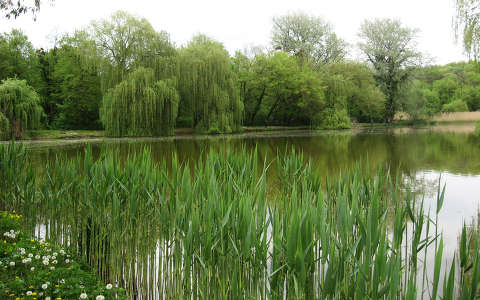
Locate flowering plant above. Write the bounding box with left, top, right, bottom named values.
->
left=0, top=211, right=128, bottom=300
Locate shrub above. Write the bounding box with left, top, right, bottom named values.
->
left=317, top=108, right=352, bottom=129
left=0, top=211, right=128, bottom=300
left=441, top=99, right=469, bottom=113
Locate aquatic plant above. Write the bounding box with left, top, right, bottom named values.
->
left=0, top=143, right=478, bottom=299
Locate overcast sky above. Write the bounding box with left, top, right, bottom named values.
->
left=1, top=0, right=467, bottom=65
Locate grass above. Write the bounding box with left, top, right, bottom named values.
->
left=25, top=130, right=105, bottom=140
left=0, top=142, right=479, bottom=299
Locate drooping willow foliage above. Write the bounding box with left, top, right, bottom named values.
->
left=179, top=35, right=243, bottom=133
left=0, top=78, right=43, bottom=140
left=101, top=67, right=179, bottom=137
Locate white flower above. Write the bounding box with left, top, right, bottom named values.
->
left=96, top=296, right=105, bottom=300
left=45, top=297, right=51, bottom=300
left=53, top=252, right=58, bottom=256
left=9, top=261, right=15, bottom=266
left=0, top=261, right=2, bottom=265
left=30, top=267, right=35, bottom=271
left=79, top=293, right=88, bottom=299
left=43, top=260, right=49, bottom=266
left=39, top=292, right=43, bottom=296
left=65, top=259, right=70, bottom=264
left=106, top=283, right=113, bottom=290
left=53, top=260, right=58, bottom=264
left=60, top=279, right=65, bottom=284
left=42, top=283, right=48, bottom=290
left=60, top=250, right=65, bottom=255
left=50, top=266, right=55, bottom=270
left=52, top=256, right=56, bottom=261
left=28, top=253, right=33, bottom=258
left=26, top=291, right=32, bottom=296
left=35, top=255, right=40, bottom=259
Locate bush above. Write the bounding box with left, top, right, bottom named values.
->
left=316, top=108, right=352, bottom=129
left=0, top=211, right=128, bottom=300
left=441, top=99, right=469, bottom=113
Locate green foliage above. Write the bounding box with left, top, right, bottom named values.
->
left=316, top=108, right=352, bottom=129
left=359, top=19, right=423, bottom=122
left=415, top=62, right=480, bottom=115
left=320, top=61, right=385, bottom=122
left=234, top=50, right=325, bottom=126
left=454, top=0, right=480, bottom=59
left=399, top=80, right=428, bottom=120
left=179, top=35, right=243, bottom=133
left=0, top=113, right=10, bottom=140
left=475, top=121, right=480, bottom=137
left=91, top=10, right=177, bottom=91
left=51, top=32, right=103, bottom=130
left=0, top=78, right=43, bottom=139
left=271, top=12, right=347, bottom=65
left=0, top=211, right=128, bottom=300
left=441, top=99, right=469, bottom=113
left=0, top=29, right=43, bottom=91
left=101, top=67, right=179, bottom=137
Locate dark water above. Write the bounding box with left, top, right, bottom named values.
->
left=15, top=124, right=480, bottom=271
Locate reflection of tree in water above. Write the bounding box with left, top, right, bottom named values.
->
left=401, top=172, right=440, bottom=200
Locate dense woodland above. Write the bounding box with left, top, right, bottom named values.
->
left=1, top=11, right=479, bottom=139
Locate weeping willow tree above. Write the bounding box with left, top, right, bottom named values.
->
left=90, top=10, right=178, bottom=92
left=179, top=35, right=243, bottom=133
left=0, top=78, right=43, bottom=140
left=101, top=67, right=179, bottom=137
left=454, top=0, right=480, bottom=60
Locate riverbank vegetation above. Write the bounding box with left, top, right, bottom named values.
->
left=2, top=10, right=480, bottom=140
left=1, top=142, right=480, bottom=298
left=0, top=211, right=128, bottom=300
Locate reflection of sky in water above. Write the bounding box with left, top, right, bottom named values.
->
left=413, top=170, right=480, bottom=297
left=420, top=171, right=480, bottom=258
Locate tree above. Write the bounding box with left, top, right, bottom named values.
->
left=398, top=80, right=427, bottom=121
left=321, top=62, right=386, bottom=123
left=454, top=0, right=480, bottom=59
left=91, top=11, right=176, bottom=90
left=234, top=51, right=325, bottom=126
left=441, top=99, right=469, bottom=113
left=52, top=32, right=103, bottom=129
left=100, top=67, right=179, bottom=137
left=0, top=78, right=43, bottom=139
left=358, top=19, right=423, bottom=122
left=0, top=29, right=42, bottom=90
left=178, top=35, right=243, bottom=133
left=271, top=12, right=347, bottom=66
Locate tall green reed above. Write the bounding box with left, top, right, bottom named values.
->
left=0, top=143, right=478, bottom=299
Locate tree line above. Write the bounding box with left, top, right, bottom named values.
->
left=0, top=10, right=478, bottom=139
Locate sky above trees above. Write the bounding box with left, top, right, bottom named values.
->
left=2, top=0, right=466, bottom=65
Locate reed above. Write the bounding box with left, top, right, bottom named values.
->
left=0, top=143, right=478, bottom=299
